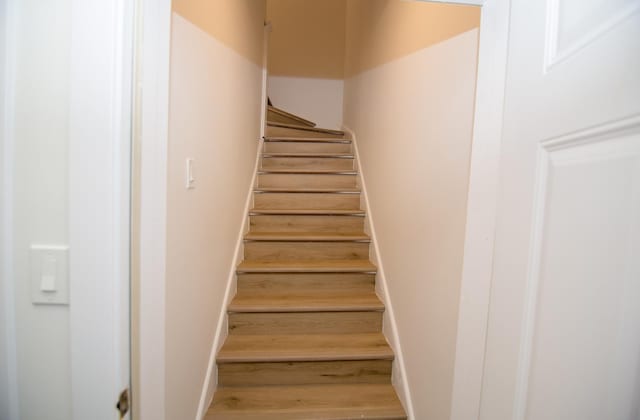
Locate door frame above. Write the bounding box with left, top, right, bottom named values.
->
left=449, top=1, right=511, bottom=419
left=0, top=0, right=20, bottom=418
left=133, top=0, right=172, bottom=420
left=67, top=0, right=134, bottom=418
left=134, top=2, right=510, bottom=420
left=0, top=0, right=135, bottom=418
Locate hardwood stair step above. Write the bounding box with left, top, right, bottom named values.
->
left=254, top=192, right=360, bottom=210
left=228, top=311, right=382, bottom=335
left=267, top=121, right=345, bottom=136
left=217, top=359, right=391, bottom=386
left=249, top=208, right=365, bottom=216
left=254, top=187, right=360, bottom=193
left=244, top=232, right=368, bottom=242
left=206, top=384, right=407, bottom=420
left=262, top=152, right=354, bottom=158
left=237, top=260, right=377, bottom=273
left=264, top=136, right=351, bottom=144
left=228, top=291, right=383, bottom=313
left=266, top=126, right=346, bottom=139
left=217, top=333, right=393, bottom=363
left=257, top=173, right=357, bottom=190
left=261, top=156, right=354, bottom=171
left=258, top=168, right=357, bottom=174
left=244, top=241, right=369, bottom=261
left=264, top=140, right=351, bottom=154
left=267, top=105, right=316, bottom=127
left=249, top=214, right=364, bottom=234
left=237, top=272, right=375, bottom=293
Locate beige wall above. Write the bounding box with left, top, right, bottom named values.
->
left=345, top=0, right=479, bottom=77
left=266, top=0, right=347, bottom=129
left=343, top=2, right=480, bottom=418
left=166, top=3, right=265, bottom=419
left=267, top=0, right=346, bottom=79
left=173, top=0, right=266, bottom=65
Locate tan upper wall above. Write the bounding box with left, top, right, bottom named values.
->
left=267, top=0, right=346, bottom=79
left=172, top=0, right=266, bottom=66
left=345, top=0, right=480, bottom=77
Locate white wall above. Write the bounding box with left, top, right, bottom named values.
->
left=165, top=13, right=263, bottom=420
left=268, top=75, right=344, bottom=129
left=0, top=1, right=12, bottom=418
left=3, top=1, right=74, bottom=419
left=343, top=29, right=479, bottom=420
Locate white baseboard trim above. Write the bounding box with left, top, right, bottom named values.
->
left=195, top=137, right=263, bottom=420
left=343, top=126, right=415, bottom=420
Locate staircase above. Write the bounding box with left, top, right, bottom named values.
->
left=205, top=119, right=407, bottom=419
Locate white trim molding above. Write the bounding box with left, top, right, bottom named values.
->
left=0, top=0, right=20, bottom=418
left=68, top=0, right=134, bottom=418
left=450, top=0, right=511, bottom=419
left=137, top=0, right=172, bottom=419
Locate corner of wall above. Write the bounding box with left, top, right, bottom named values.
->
left=343, top=125, right=416, bottom=420
left=195, top=137, right=263, bottom=420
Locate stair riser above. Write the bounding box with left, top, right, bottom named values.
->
left=249, top=215, right=364, bottom=233
left=267, top=126, right=345, bottom=139
left=254, top=193, right=360, bottom=210
left=229, top=311, right=382, bottom=335
left=257, top=173, right=357, bottom=189
left=261, top=157, right=354, bottom=171
left=237, top=273, right=376, bottom=293
left=264, top=142, right=351, bottom=154
left=218, top=360, right=392, bottom=387
left=244, top=241, right=369, bottom=261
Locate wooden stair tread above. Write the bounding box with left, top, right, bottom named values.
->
left=229, top=291, right=384, bottom=312
left=211, top=100, right=405, bottom=416
left=244, top=232, right=369, bottom=241
left=267, top=105, right=316, bottom=127
left=217, top=333, right=393, bottom=363
left=255, top=187, right=360, bottom=194
left=249, top=209, right=365, bottom=216
left=264, top=137, right=351, bottom=144
left=267, top=121, right=345, bottom=136
left=206, top=383, right=407, bottom=420
left=263, top=152, right=354, bottom=158
left=237, top=260, right=377, bottom=273
left=258, top=168, right=357, bottom=174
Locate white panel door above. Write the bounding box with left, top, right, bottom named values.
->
left=479, top=0, right=640, bottom=419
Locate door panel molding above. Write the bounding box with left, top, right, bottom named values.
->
left=514, top=113, right=640, bottom=418
left=544, top=0, right=640, bottom=72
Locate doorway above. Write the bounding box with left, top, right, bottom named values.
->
left=0, top=0, right=134, bottom=419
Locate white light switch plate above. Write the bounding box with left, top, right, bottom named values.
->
left=30, top=245, right=69, bottom=305
left=185, top=158, right=195, bottom=189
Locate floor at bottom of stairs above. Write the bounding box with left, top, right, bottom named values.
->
left=205, top=383, right=406, bottom=420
